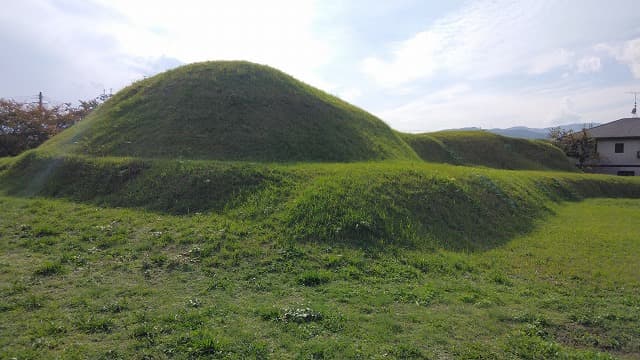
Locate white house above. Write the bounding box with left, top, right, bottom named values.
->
left=587, top=118, right=640, bottom=176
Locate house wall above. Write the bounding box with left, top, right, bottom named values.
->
left=592, top=138, right=640, bottom=176
left=597, top=139, right=640, bottom=164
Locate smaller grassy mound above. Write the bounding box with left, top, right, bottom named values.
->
left=401, top=130, right=576, bottom=171
left=284, top=163, right=640, bottom=250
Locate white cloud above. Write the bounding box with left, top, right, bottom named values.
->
left=576, top=56, right=602, bottom=73
left=358, top=1, right=640, bottom=130
left=0, top=0, right=336, bottom=101
left=622, top=40, right=640, bottom=77
left=93, top=0, right=334, bottom=90
left=527, top=49, right=573, bottom=75
left=360, top=0, right=640, bottom=87
left=598, top=38, right=640, bottom=78
left=0, top=0, right=184, bottom=101
left=360, top=0, right=551, bottom=86
left=362, top=31, right=442, bottom=87
left=423, top=83, right=472, bottom=104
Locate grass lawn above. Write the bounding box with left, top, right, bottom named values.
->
left=1, top=196, right=638, bottom=359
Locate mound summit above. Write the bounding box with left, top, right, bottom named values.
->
left=44, top=61, right=417, bottom=162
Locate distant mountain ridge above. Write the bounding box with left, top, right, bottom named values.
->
left=446, top=123, right=601, bottom=139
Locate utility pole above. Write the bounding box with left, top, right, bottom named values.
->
left=38, top=91, right=45, bottom=123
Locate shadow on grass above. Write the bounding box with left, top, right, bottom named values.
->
left=0, top=152, right=289, bottom=215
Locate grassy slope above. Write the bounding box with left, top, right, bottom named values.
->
left=401, top=130, right=577, bottom=171
left=1, top=196, right=638, bottom=358
left=40, top=61, right=417, bottom=162
left=2, top=153, right=640, bottom=251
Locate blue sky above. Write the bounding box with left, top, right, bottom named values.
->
left=2, top=0, right=640, bottom=131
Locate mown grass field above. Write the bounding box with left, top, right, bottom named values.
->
left=1, top=190, right=639, bottom=358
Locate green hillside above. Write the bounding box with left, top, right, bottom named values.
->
left=2, top=153, right=639, bottom=251
left=41, top=61, right=417, bottom=162
left=401, top=130, right=576, bottom=171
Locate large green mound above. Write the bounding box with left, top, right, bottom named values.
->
left=42, top=61, right=417, bottom=162
left=401, top=130, right=576, bottom=171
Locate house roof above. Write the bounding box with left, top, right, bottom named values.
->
left=587, top=118, right=640, bottom=138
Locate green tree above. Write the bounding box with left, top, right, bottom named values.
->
left=548, top=127, right=597, bottom=169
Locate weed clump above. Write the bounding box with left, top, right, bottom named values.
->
left=297, top=270, right=331, bottom=287
left=33, top=261, right=65, bottom=276
left=282, top=307, right=323, bottom=323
